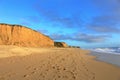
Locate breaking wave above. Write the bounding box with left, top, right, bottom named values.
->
left=90, top=47, right=120, bottom=55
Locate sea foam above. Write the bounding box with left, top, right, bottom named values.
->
left=90, top=47, right=120, bottom=55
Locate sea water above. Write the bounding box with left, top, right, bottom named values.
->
left=89, top=47, right=120, bottom=67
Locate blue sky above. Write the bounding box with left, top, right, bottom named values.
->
left=0, top=0, right=120, bottom=48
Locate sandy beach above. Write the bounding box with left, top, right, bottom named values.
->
left=0, top=46, right=120, bottom=80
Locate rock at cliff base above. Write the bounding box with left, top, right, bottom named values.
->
left=54, top=42, right=68, bottom=48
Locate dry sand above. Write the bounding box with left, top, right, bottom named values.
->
left=0, top=45, right=120, bottom=80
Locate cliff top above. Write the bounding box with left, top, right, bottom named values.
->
left=0, top=23, right=51, bottom=39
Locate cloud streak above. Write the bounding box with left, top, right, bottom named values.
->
left=33, top=2, right=83, bottom=28
left=33, top=0, right=120, bottom=34
left=84, top=0, right=120, bottom=34
left=50, top=33, right=110, bottom=43
left=88, top=25, right=120, bottom=33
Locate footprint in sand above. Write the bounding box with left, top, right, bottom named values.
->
left=33, top=67, right=38, bottom=71
left=26, top=66, right=32, bottom=70
left=31, top=71, right=36, bottom=74
left=69, top=71, right=76, bottom=79
left=40, top=74, right=45, bottom=78
left=23, top=74, right=29, bottom=78
left=58, top=75, right=61, bottom=78
left=92, top=76, right=95, bottom=80
left=63, top=67, right=66, bottom=71
left=91, top=72, right=95, bottom=80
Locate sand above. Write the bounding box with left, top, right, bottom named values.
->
left=0, top=46, right=120, bottom=80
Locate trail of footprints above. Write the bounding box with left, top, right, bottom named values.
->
left=24, top=66, right=77, bottom=80
left=22, top=50, right=95, bottom=80
left=0, top=49, right=95, bottom=80
left=78, top=53, right=96, bottom=80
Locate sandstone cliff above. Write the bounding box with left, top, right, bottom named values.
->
left=0, top=23, right=54, bottom=47
left=54, top=42, right=68, bottom=48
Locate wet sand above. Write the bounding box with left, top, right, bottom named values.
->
left=0, top=45, right=120, bottom=80
left=90, top=51, right=120, bottom=67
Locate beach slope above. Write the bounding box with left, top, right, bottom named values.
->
left=0, top=46, right=120, bottom=80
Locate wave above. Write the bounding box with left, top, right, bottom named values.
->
left=90, top=47, right=120, bottom=55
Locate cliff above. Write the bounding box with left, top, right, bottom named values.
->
left=54, top=42, right=68, bottom=48
left=0, top=23, right=54, bottom=47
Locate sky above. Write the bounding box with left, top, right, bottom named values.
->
left=0, top=0, right=120, bottom=48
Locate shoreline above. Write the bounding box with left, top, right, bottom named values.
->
left=89, top=51, right=120, bottom=67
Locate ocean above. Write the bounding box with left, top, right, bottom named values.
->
left=89, top=47, right=120, bottom=67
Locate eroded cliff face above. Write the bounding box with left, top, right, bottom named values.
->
left=0, top=23, right=54, bottom=47
left=54, top=42, right=68, bottom=48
